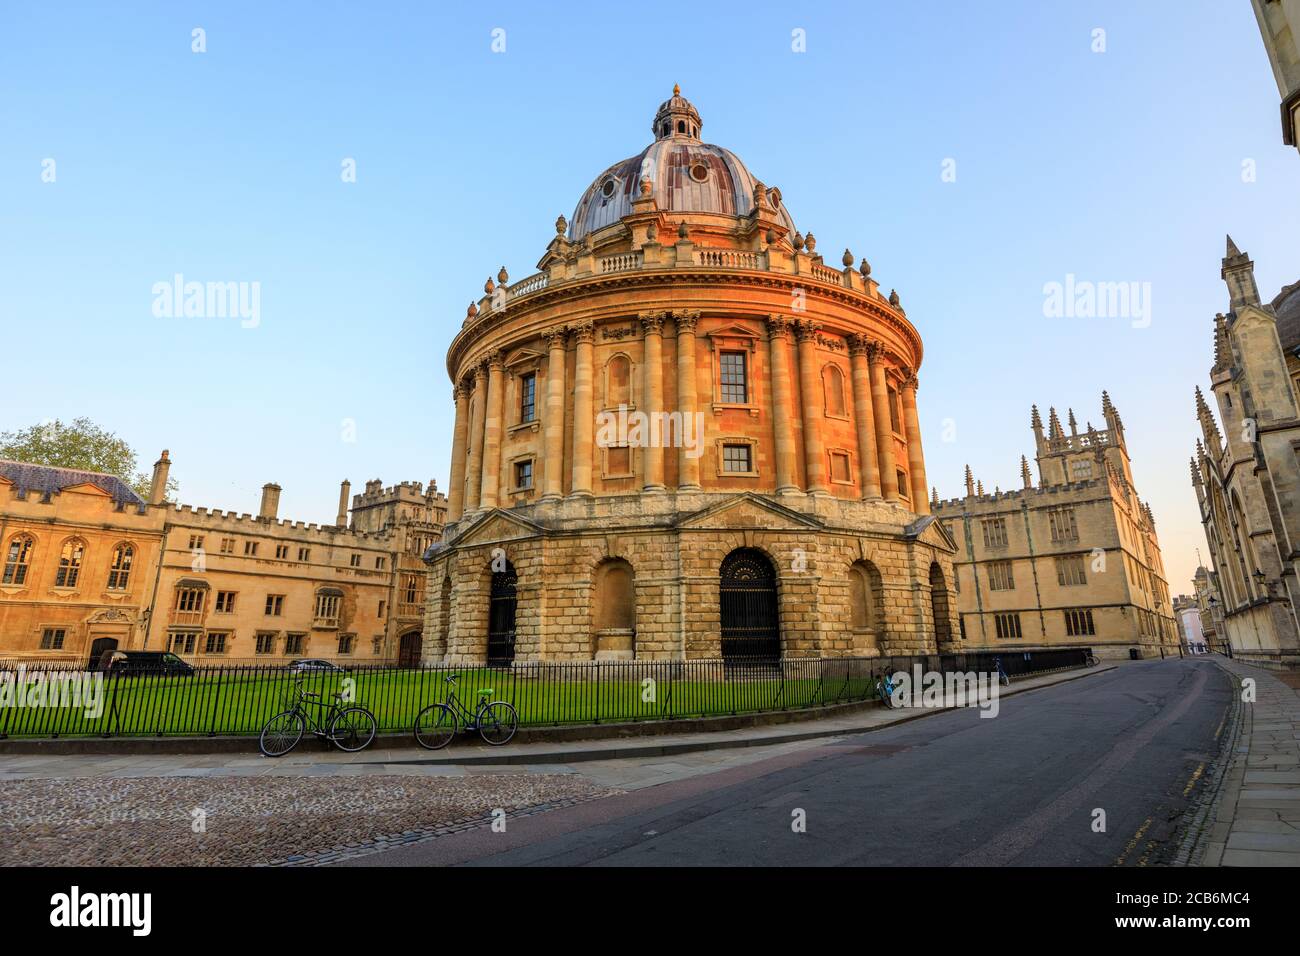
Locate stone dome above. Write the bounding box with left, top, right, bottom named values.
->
left=568, top=88, right=797, bottom=242
left=1272, top=280, right=1300, bottom=353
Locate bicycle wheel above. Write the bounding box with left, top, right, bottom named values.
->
left=259, top=710, right=305, bottom=757
left=329, top=706, right=377, bottom=752
left=478, top=702, right=518, bottom=746
left=414, top=704, right=457, bottom=750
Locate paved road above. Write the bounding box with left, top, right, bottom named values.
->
left=340, top=658, right=1232, bottom=867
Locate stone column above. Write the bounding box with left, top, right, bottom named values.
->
left=541, top=326, right=568, bottom=502
left=675, top=310, right=702, bottom=491
left=847, top=335, right=881, bottom=500
left=901, top=369, right=929, bottom=514
left=446, top=382, right=470, bottom=520
left=765, top=315, right=799, bottom=494
left=570, top=321, right=596, bottom=497
left=867, top=341, right=900, bottom=501
left=639, top=312, right=667, bottom=491
left=463, top=364, right=487, bottom=512
left=794, top=320, right=829, bottom=495
left=478, top=350, right=505, bottom=509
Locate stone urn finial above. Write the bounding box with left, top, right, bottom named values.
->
left=678, top=221, right=689, bottom=240
left=859, top=258, right=872, bottom=277
left=842, top=248, right=854, bottom=268
left=555, top=214, right=567, bottom=235
left=646, top=221, right=658, bottom=242
left=497, top=266, right=509, bottom=285
left=805, top=232, right=817, bottom=253
left=484, top=277, right=495, bottom=294
left=467, top=301, right=479, bottom=319
left=792, top=231, right=805, bottom=252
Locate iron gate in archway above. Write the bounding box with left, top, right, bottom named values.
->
left=719, top=549, right=781, bottom=662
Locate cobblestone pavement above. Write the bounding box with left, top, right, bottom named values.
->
left=0, top=772, right=617, bottom=866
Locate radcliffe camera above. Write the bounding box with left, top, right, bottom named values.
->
left=1, top=1, right=1296, bottom=938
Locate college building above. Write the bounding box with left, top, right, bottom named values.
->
left=933, top=395, right=1179, bottom=659
left=0, top=452, right=445, bottom=666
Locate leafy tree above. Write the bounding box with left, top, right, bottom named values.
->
left=0, top=418, right=177, bottom=502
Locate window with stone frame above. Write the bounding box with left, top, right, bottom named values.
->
left=285, top=633, right=306, bottom=655
left=214, top=590, right=236, bottom=613
left=265, top=594, right=284, bottom=616
left=1048, top=506, right=1079, bottom=543
left=2, top=535, right=34, bottom=585
left=175, top=587, right=205, bottom=614
left=981, top=517, right=1008, bottom=549
left=719, top=351, right=748, bottom=403
left=54, top=539, right=85, bottom=588
left=338, top=633, right=356, bottom=655
left=255, top=632, right=276, bottom=654
left=887, top=385, right=902, bottom=434
left=987, top=560, right=1015, bottom=591
left=722, top=443, right=752, bottom=473
left=519, top=372, right=537, bottom=423
left=1056, top=554, right=1087, bottom=587
left=40, top=627, right=66, bottom=650
left=170, top=631, right=198, bottom=654
left=1064, top=608, right=1096, bottom=636
left=829, top=450, right=852, bottom=484
left=994, top=612, right=1022, bottom=639
left=219, top=538, right=235, bottom=554
left=204, top=632, right=229, bottom=655
left=896, top=470, right=910, bottom=501
left=107, top=543, right=134, bottom=590
left=514, top=458, right=534, bottom=490
left=314, top=592, right=340, bottom=623
left=275, top=544, right=289, bottom=559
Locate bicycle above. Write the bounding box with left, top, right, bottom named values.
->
left=875, top=671, right=900, bottom=708
left=1084, top=652, right=1100, bottom=667
left=991, top=656, right=1011, bottom=687
left=258, top=677, right=378, bottom=757
left=414, top=674, right=519, bottom=749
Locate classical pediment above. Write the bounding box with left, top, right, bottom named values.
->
left=905, top=514, right=957, bottom=553
left=59, top=482, right=114, bottom=498
left=503, top=346, right=546, bottom=369
left=450, top=508, right=548, bottom=548
left=676, top=493, right=822, bottom=532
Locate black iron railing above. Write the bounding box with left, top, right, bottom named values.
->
left=0, top=648, right=1092, bottom=739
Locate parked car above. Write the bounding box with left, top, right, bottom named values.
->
left=97, top=650, right=196, bottom=677
left=286, top=659, right=344, bottom=673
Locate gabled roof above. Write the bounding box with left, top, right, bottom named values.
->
left=0, top=459, right=145, bottom=506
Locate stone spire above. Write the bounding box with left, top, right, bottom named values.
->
left=931, top=486, right=940, bottom=508
left=1047, top=406, right=1063, bottom=440
left=1021, top=455, right=1033, bottom=489
left=1212, top=312, right=1233, bottom=373
left=1222, top=234, right=1261, bottom=311
left=964, top=465, right=975, bottom=497
left=1190, top=456, right=1203, bottom=489
left=1195, top=386, right=1223, bottom=454
left=1030, top=404, right=1045, bottom=453
left=976, top=479, right=985, bottom=496
left=1067, top=408, right=1078, bottom=436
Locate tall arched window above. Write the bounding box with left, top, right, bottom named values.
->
left=823, top=364, right=847, bottom=417
left=107, top=543, right=134, bottom=591
left=55, top=539, right=85, bottom=588
left=2, top=535, right=34, bottom=585
left=605, top=353, right=633, bottom=408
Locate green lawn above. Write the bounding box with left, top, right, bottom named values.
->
left=0, top=661, right=886, bottom=738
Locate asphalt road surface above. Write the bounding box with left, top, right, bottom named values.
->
left=341, top=658, right=1232, bottom=867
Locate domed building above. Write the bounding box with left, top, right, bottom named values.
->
left=423, top=88, right=958, bottom=664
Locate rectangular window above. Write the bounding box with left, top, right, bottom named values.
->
left=40, top=628, right=66, bottom=650
left=888, top=386, right=902, bottom=434
left=220, top=538, right=235, bottom=554
left=275, top=544, right=289, bottom=560
left=315, top=593, right=341, bottom=622
left=1070, top=460, right=1092, bottom=480
left=255, top=632, right=276, bottom=655
left=987, top=560, right=1015, bottom=591
left=175, top=588, right=205, bottom=613
left=188, top=535, right=204, bottom=551
left=402, top=574, right=421, bottom=605
left=375, top=556, right=386, bottom=571
left=170, top=631, right=198, bottom=654
left=285, top=633, right=306, bottom=655
left=378, top=600, right=387, bottom=618
left=350, top=554, right=361, bottom=568
left=204, top=632, right=228, bottom=654
left=298, top=547, right=310, bottom=562
left=265, top=594, right=284, bottom=616
left=722, top=443, right=752, bottom=473
left=1056, top=554, right=1087, bottom=587
left=994, top=612, right=1022, bottom=639
left=896, top=470, right=910, bottom=501
left=1064, top=608, right=1096, bottom=636
left=244, top=541, right=259, bottom=556
left=214, top=591, right=236, bottom=613
left=520, top=373, right=536, bottom=423
left=981, top=517, right=1008, bottom=549
left=1048, top=507, right=1079, bottom=543
left=514, top=459, right=533, bottom=490
left=720, top=351, right=748, bottom=403
left=338, top=634, right=355, bottom=655
left=829, top=451, right=851, bottom=483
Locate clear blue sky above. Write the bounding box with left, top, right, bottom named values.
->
left=3, top=1, right=1298, bottom=595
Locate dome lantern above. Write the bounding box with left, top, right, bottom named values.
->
left=652, top=83, right=703, bottom=140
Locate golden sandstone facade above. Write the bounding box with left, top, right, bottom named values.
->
left=1192, top=239, right=1300, bottom=667
left=422, top=90, right=959, bottom=664
left=933, top=396, right=1178, bottom=659
left=0, top=452, right=445, bottom=666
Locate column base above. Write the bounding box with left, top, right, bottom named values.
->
left=642, top=484, right=667, bottom=494
left=566, top=490, right=595, bottom=500
left=538, top=494, right=563, bottom=504
left=677, top=483, right=702, bottom=492
left=806, top=486, right=831, bottom=497
left=775, top=485, right=802, bottom=496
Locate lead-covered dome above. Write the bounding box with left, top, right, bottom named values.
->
left=568, top=87, right=796, bottom=242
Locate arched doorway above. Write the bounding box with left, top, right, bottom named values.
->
left=719, top=549, right=780, bottom=662
left=87, top=637, right=118, bottom=671
left=929, top=562, right=952, bottom=651
left=488, top=562, right=518, bottom=665
left=398, top=631, right=422, bottom=667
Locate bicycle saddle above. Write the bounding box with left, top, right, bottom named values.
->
left=303, top=691, right=320, bottom=699
left=476, top=688, right=493, bottom=696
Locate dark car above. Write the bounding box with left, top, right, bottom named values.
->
left=286, top=659, right=344, bottom=673
left=97, top=650, right=196, bottom=677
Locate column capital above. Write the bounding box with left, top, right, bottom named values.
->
left=899, top=366, right=919, bottom=392
left=864, top=339, right=887, bottom=363
left=485, top=349, right=505, bottom=371
left=638, top=311, right=666, bottom=336
left=570, top=320, right=595, bottom=345
left=673, top=309, right=701, bottom=334
left=847, top=333, right=871, bottom=356
left=473, top=361, right=490, bottom=383
left=542, top=325, right=569, bottom=350
left=792, top=318, right=821, bottom=342
left=765, top=313, right=792, bottom=340
left=452, top=382, right=466, bottom=402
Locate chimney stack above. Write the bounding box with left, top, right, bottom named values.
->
left=148, top=450, right=171, bottom=505
left=259, top=483, right=282, bottom=520
left=336, top=479, right=351, bottom=528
